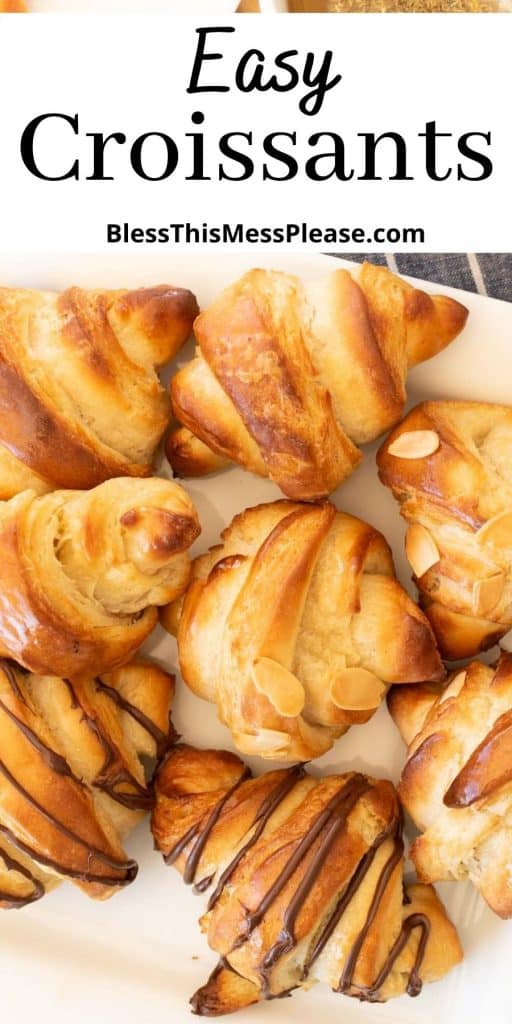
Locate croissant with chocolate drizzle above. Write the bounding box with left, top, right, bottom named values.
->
left=388, top=652, right=512, bottom=918
left=0, top=657, right=175, bottom=909
left=0, top=476, right=200, bottom=678
left=161, top=499, right=444, bottom=761
left=152, top=744, right=462, bottom=1014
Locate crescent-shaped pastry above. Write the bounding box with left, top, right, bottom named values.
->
left=161, top=500, right=444, bottom=760
left=166, top=263, right=467, bottom=499
left=152, top=744, right=462, bottom=1013
left=0, top=476, right=200, bottom=677
left=0, top=283, right=198, bottom=498
left=0, top=657, right=175, bottom=907
left=377, top=400, right=512, bottom=658
left=388, top=653, right=512, bottom=918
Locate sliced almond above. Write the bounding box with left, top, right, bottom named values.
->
left=472, top=573, right=504, bottom=617
left=439, top=670, right=467, bottom=705
left=252, top=658, right=305, bottom=718
left=476, top=510, right=512, bottom=550
left=388, top=430, right=440, bottom=460
left=235, top=729, right=291, bottom=756
left=405, top=524, right=441, bottom=578
left=330, top=668, right=385, bottom=712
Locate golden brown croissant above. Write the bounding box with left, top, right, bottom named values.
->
left=0, top=477, right=200, bottom=678
left=388, top=653, right=512, bottom=918
left=152, top=744, right=462, bottom=1014
left=0, top=657, right=175, bottom=908
left=0, top=1, right=26, bottom=9
left=166, top=263, right=468, bottom=500
left=0, top=283, right=198, bottom=499
left=161, top=500, right=444, bottom=761
left=377, top=400, right=512, bottom=659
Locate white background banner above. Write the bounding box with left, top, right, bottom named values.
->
left=0, top=14, right=509, bottom=252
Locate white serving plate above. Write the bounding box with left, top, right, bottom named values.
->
left=28, top=1, right=238, bottom=12
left=0, top=252, right=511, bottom=1024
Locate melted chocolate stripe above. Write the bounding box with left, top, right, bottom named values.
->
left=0, top=660, right=28, bottom=706
left=184, top=768, right=252, bottom=885
left=0, top=842, right=45, bottom=908
left=95, top=678, right=174, bottom=760
left=0, top=757, right=137, bottom=885
left=0, top=823, right=136, bottom=888
left=206, top=765, right=306, bottom=912
left=303, top=818, right=399, bottom=977
left=338, top=826, right=404, bottom=995
left=0, top=696, right=75, bottom=781
left=255, top=775, right=371, bottom=996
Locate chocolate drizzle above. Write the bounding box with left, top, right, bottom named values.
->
left=0, top=659, right=27, bottom=705
left=0, top=758, right=138, bottom=886
left=165, top=766, right=252, bottom=884
left=363, top=912, right=431, bottom=999
left=62, top=680, right=152, bottom=811
left=207, top=765, right=306, bottom=912
left=167, top=762, right=432, bottom=1005
left=0, top=841, right=45, bottom=908
left=0, top=695, right=77, bottom=782
left=95, top=677, right=176, bottom=761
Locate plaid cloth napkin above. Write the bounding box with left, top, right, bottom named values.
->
left=341, top=253, right=511, bottom=302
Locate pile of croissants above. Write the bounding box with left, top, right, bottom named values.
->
left=1, top=262, right=510, bottom=1017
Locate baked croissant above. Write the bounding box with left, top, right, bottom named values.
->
left=388, top=653, right=512, bottom=918
left=0, top=283, right=198, bottom=499
left=161, top=500, right=444, bottom=761
left=377, top=400, right=512, bottom=659
left=152, top=744, right=462, bottom=1014
left=0, top=656, right=175, bottom=908
left=0, top=1, right=26, bottom=9
left=0, top=477, right=200, bottom=678
left=166, top=263, right=468, bottom=500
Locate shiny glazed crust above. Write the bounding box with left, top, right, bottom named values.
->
left=0, top=284, right=198, bottom=498
left=161, top=500, right=444, bottom=761
left=0, top=477, right=200, bottom=677
left=152, top=744, right=462, bottom=1013
left=377, top=399, right=512, bottom=658
left=167, top=263, right=467, bottom=499
left=0, top=658, right=175, bottom=907
left=388, top=653, right=512, bottom=918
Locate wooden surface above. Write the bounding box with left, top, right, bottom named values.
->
left=237, top=1, right=262, bottom=10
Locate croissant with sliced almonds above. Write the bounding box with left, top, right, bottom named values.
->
left=166, top=263, right=467, bottom=500
left=0, top=282, right=198, bottom=499
left=0, top=657, right=175, bottom=908
left=161, top=500, right=444, bottom=761
left=377, top=400, right=512, bottom=659
left=388, top=653, right=512, bottom=918
left=0, top=476, right=200, bottom=678
left=152, top=744, right=462, bottom=1014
